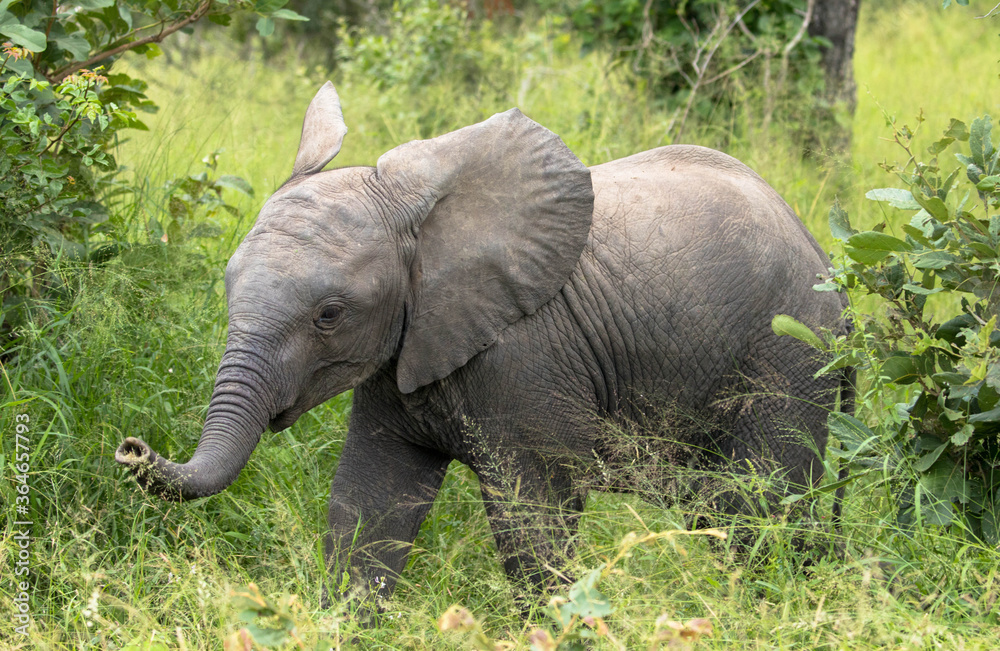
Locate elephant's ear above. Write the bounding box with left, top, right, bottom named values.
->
left=377, top=109, right=594, bottom=394
left=292, top=82, right=348, bottom=177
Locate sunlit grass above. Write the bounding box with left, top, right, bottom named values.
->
left=854, top=2, right=1000, bottom=165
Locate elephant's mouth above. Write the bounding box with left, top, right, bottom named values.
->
left=269, top=407, right=300, bottom=432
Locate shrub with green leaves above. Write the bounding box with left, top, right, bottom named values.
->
left=335, top=0, right=483, bottom=90
left=537, top=0, right=825, bottom=137
left=148, top=149, right=255, bottom=246
left=811, top=114, right=1000, bottom=543
left=0, top=0, right=303, bottom=344
left=0, top=51, right=133, bottom=257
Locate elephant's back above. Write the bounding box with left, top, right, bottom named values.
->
left=557, top=145, right=843, bottom=413
left=589, top=145, right=826, bottom=268
left=586, top=145, right=834, bottom=314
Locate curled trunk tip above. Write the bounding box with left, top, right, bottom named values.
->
left=115, top=436, right=189, bottom=501
left=115, top=436, right=153, bottom=466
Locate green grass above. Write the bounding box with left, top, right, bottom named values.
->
left=3, top=2, right=1000, bottom=649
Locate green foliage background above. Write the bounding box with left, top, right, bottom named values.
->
left=2, top=1, right=1000, bottom=649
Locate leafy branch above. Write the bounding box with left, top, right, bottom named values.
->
left=777, top=114, right=1000, bottom=542
left=46, top=1, right=212, bottom=83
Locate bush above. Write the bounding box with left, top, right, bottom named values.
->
left=335, top=0, right=483, bottom=90
left=538, top=0, right=825, bottom=137
left=798, top=113, right=1000, bottom=543
left=0, top=47, right=137, bottom=337
left=0, top=0, right=302, bottom=347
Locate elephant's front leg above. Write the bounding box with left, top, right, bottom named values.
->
left=323, top=432, right=450, bottom=610
left=476, top=451, right=587, bottom=601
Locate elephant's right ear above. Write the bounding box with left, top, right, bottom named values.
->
left=292, top=82, right=348, bottom=177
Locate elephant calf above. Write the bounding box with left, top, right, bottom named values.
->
left=117, top=82, right=848, bottom=607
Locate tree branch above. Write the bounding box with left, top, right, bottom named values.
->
left=673, top=0, right=761, bottom=140
left=780, top=0, right=814, bottom=87
left=701, top=48, right=762, bottom=85
left=47, top=1, right=212, bottom=83
left=977, top=2, right=1000, bottom=18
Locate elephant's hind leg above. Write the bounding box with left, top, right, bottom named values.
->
left=708, top=337, right=840, bottom=521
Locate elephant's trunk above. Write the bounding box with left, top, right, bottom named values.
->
left=115, top=350, right=276, bottom=501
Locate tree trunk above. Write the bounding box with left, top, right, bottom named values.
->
left=808, top=0, right=861, bottom=149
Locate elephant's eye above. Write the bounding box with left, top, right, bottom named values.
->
left=315, top=305, right=342, bottom=329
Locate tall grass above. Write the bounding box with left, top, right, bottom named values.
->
left=2, top=2, right=1000, bottom=649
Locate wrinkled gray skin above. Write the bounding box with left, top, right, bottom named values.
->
left=117, top=82, right=848, bottom=605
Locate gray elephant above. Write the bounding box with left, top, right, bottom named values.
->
left=117, top=82, right=848, bottom=606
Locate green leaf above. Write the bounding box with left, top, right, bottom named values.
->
left=968, top=242, right=997, bottom=258
left=865, top=188, right=922, bottom=210
left=845, top=247, right=891, bottom=265
left=846, top=231, right=912, bottom=251
left=928, top=137, right=955, bottom=156
left=901, top=283, right=942, bottom=295
left=936, top=313, right=976, bottom=345
left=984, top=506, right=1000, bottom=545
left=945, top=119, right=970, bottom=141
left=969, top=404, right=1000, bottom=423
left=976, top=175, right=1000, bottom=192
left=965, top=162, right=984, bottom=185
left=941, top=167, right=962, bottom=199
left=911, top=188, right=951, bottom=221
left=254, top=0, right=291, bottom=11
left=566, top=570, right=613, bottom=618
left=214, top=174, right=255, bottom=196
left=771, top=314, right=823, bottom=350
left=143, top=43, right=162, bottom=60
left=978, top=381, right=1000, bottom=412
left=245, top=622, right=291, bottom=647
left=0, top=24, right=47, bottom=52
left=255, top=16, right=275, bottom=37
left=880, top=353, right=920, bottom=384
left=74, top=0, right=116, bottom=8
left=901, top=224, right=932, bottom=247
left=827, top=412, right=877, bottom=453
left=951, top=424, right=973, bottom=446
left=917, top=493, right=954, bottom=526
left=985, top=361, right=1000, bottom=392
left=780, top=469, right=872, bottom=505
left=910, top=211, right=944, bottom=239
left=270, top=8, right=309, bottom=21
left=0, top=397, right=37, bottom=409
left=828, top=201, right=855, bottom=241
left=914, top=442, right=948, bottom=472
left=815, top=351, right=861, bottom=376
left=932, top=371, right=971, bottom=385
left=969, top=115, right=994, bottom=171
left=118, top=3, right=132, bottom=29
left=920, top=457, right=967, bottom=502
left=912, top=251, right=960, bottom=269
left=54, top=34, right=90, bottom=61
left=120, top=642, right=171, bottom=651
